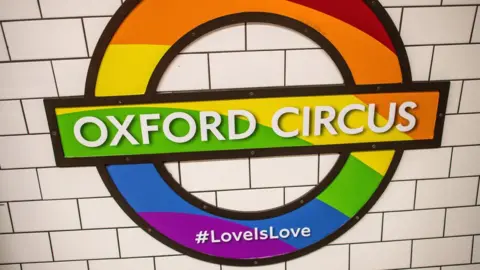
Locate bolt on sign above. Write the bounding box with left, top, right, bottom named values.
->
left=45, top=0, right=450, bottom=266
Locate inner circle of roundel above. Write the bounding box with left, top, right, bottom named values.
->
left=86, top=0, right=409, bottom=266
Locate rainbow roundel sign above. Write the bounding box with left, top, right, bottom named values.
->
left=44, top=0, right=450, bottom=266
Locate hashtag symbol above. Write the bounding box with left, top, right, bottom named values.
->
left=195, top=231, right=209, bottom=244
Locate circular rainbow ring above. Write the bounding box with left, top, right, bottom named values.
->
left=87, top=0, right=408, bottom=265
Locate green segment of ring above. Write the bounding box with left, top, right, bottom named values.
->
left=56, top=107, right=311, bottom=158
left=317, top=155, right=383, bottom=217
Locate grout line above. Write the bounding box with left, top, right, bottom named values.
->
left=49, top=61, right=60, bottom=97
left=283, top=50, right=287, bottom=86
left=427, top=45, right=436, bottom=81
left=76, top=199, right=83, bottom=229
left=348, top=244, right=351, bottom=270
left=0, top=56, right=91, bottom=64
left=6, top=202, right=15, bottom=233
left=409, top=240, right=414, bottom=268
left=448, top=147, right=454, bottom=178
left=248, top=157, right=252, bottom=189
left=0, top=196, right=113, bottom=204
left=48, top=232, right=55, bottom=261
left=413, top=180, right=418, bottom=210
left=0, top=23, right=12, bottom=61
left=457, top=81, right=466, bottom=114
left=19, top=100, right=30, bottom=134
left=244, top=22, right=247, bottom=50
left=475, top=176, right=480, bottom=205
left=283, top=187, right=286, bottom=205
left=116, top=228, right=122, bottom=258
left=442, top=208, right=447, bottom=237
left=80, top=18, right=90, bottom=57
left=87, top=260, right=91, bottom=270
left=214, top=191, right=218, bottom=207
left=36, top=0, right=43, bottom=18
left=35, top=169, right=43, bottom=199
left=177, top=162, right=182, bottom=186
left=153, top=256, right=156, bottom=270
left=472, top=236, right=476, bottom=263
left=207, top=53, right=212, bottom=90
left=398, top=7, right=405, bottom=33
left=469, top=6, right=479, bottom=43
left=380, top=213, right=384, bottom=241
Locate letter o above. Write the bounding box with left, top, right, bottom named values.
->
left=74, top=117, right=108, bottom=148
left=221, top=232, right=232, bottom=243
left=279, top=229, right=290, bottom=239
left=163, top=112, right=197, bottom=143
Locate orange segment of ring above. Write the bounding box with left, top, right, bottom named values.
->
left=108, top=0, right=402, bottom=86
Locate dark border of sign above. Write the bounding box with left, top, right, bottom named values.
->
left=41, top=0, right=452, bottom=266
left=45, top=82, right=450, bottom=167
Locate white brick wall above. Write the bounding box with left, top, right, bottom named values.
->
left=0, top=2, right=479, bottom=269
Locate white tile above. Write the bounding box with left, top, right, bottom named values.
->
left=392, top=148, right=451, bottom=180
left=250, top=155, right=318, bottom=188
left=38, top=167, right=109, bottom=199
left=333, top=214, right=382, bottom=244
left=0, top=169, right=41, bottom=202
left=157, top=54, right=209, bottom=92
left=401, top=7, right=476, bottom=45
left=118, top=228, right=177, bottom=257
left=52, top=59, right=89, bottom=97
left=10, top=200, right=80, bottom=232
left=39, top=0, right=121, bottom=18
left=415, top=177, right=478, bottom=209
left=164, top=162, right=180, bottom=181
left=3, top=19, right=87, bottom=60
left=286, top=49, right=343, bottom=86
left=406, top=46, right=434, bottom=81
left=83, top=17, right=110, bottom=56
left=0, top=100, right=27, bottom=135
left=319, top=154, right=340, bottom=181
left=0, top=233, right=52, bottom=264
left=51, top=229, right=119, bottom=260
left=379, top=0, right=441, bottom=6
left=445, top=81, right=463, bottom=114
left=0, top=265, right=21, bottom=270
left=192, top=192, right=216, bottom=206
left=155, top=256, right=220, bottom=270
left=443, top=265, right=480, bottom=270
left=412, top=236, right=472, bottom=267
left=286, top=245, right=349, bottom=270
left=0, top=0, right=41, bottom=20
left=180, top=159, right=249, bottom=192
left=284, top=186, right=315, bottom=204
left=459, top=80, right=480, bottom=113
left=0, top=62, right=57, bottom=99
left=183, top=24, right=245, bottom=53
left=89, top=258, right=154, bottom=270
left=21, top=99, right=49, bottom=134
left=0, top=134, right=55, bottom=169
left=431, top=44, right=480, bottom=80
left=443, top=0, right=480, bottom=4
left=209, top=51, right=284, bottom=89
left=0, top=25, right=8, bottom=61
left=370, top=181, right=415, bottom=212
left=247, top=23, right=318, bottom=50
left=0, top=204, right=12, bottom=233
left=23, top=261, right=88, bottom=270
left=445, top=206, right=480, bottom=236
left=386, top=8, right=402, bottom=30
left=383, top=209, right=445, bottom=241
left=442, top=114, right=480, bottom=146
left=79, top=198, right=135, bottom=229
left=217, top=188, right=283, bottom=211
left=474, top=236, right=480, bottom=263
left=451, top=146, right=480, bottom=177
left=350, top=241, right=411, bottom=270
